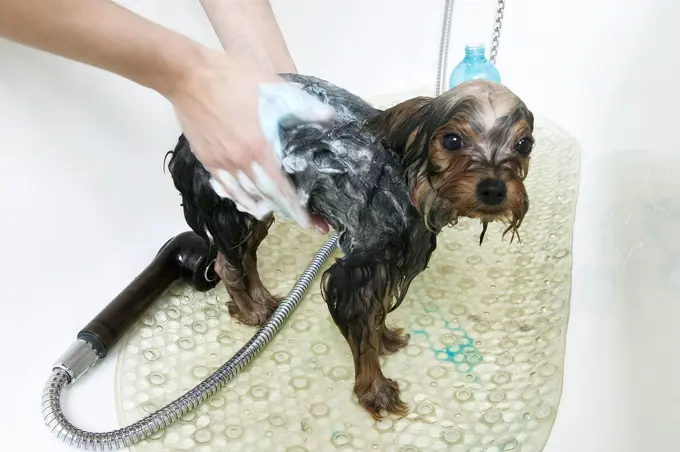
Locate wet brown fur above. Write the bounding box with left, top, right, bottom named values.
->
left=368, top=79, right=535, bottom=241
left=214, top=214, right=282, bottom=326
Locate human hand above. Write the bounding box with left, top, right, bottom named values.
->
left=167, top=49, right=333, bottom=231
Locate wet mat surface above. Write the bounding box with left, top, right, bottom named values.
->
left=115, top=116, right=580, bottom=452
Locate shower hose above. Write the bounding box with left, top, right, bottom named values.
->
left=41, top=1, right=455, bottom=449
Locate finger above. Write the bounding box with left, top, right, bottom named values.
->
left=235, top=163, right=307, bottom=226
left=248, top=158, right=310, bottom=229
left=209, top=169, right=262, bottom=216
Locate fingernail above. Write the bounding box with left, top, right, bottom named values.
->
left=287, top=201, right=310, bottom=228
left=209, top=177, right=230, bottom=199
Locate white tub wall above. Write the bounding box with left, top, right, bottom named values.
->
left=1, top=1, right=679, bottom=451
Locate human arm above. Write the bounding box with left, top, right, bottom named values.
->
left=0, top=0, right=206, bottom=96
left=0, top=0, right=332, bottom=229
left=199, top=0, right=296, bottom=73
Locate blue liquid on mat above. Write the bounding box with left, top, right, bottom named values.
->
left=408, top=301, right=483, bottom=378
left=449, top=43, right=501, bottom=89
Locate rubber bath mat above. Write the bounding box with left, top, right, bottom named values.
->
left=115, top=116, right=580, bottom=452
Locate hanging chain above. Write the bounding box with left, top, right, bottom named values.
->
left=488, top=0, right=505, bottom=65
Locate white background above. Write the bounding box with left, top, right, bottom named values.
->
left=1, top=0, right=678, bottom=451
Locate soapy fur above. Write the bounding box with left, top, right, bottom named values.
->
left=207, top=82, right=336, bottom=226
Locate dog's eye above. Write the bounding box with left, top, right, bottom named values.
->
left=515, top=137, right=534, bottom=156
left=442, top=134, right=463, bottom=151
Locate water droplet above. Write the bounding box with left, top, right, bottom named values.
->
left=489, top=390, right=506, bottom=403
left=450, top=304, right=467, bottom=316
left=331, top=432, right=352, bottom=447
left=503, top=439, right=519, bottom=450
left=218, top=333, right=233, bottom=344
left=416, top=403, right=435, bottom=416
left=493, top=372, right=511, bottom=384
left=180, top=412, right=196, bottom=422
left=474, top=321, right=490, bottom=333
left=466, top=255, right=482, bottom=265
left=143, top=349, right=159, bottom=361
left=542, top=326, right=561, bottom=340
left=140, top=328, right=153, bottom=339
left=406, top=345, right=422, bottom=357
left=226, top=426, right=242, bottom=439
left=522, top=388, right=539, bottom=401
left=427, top=366, right=447, bottom=379
left=488, top=268, right=503, bottom=279
left=456, top=362, right=471, bottom=372
left=441, top=429, right=462, bottom=444
left=535, top=405, right=553, bottom=420
left=193, top=428, right=212, bottom=443
left=250, top=385, right=269, bottom=399
left=191, top=321, right=207, bottom=334
left=398, top=446, right=420, bottom=452
left=189, top=365, right=210, bottom=382
left=141, top=401, right=157, bottom=413
left=310, top=403, right=329, bottom=418
left=273, top=351, right=292, bottom=364
left=293, top=319, right=310, bottom=332
left=178, top=338, right=194, bottom=350
left=328, top=366, right=349, bottom=381
left=373, top=418, right=394, bottom=432
left=147, top=372, right=165, bottom=385
left=166, top=307, right=180, bottom=319
left=454, top=389, right=472, bottom=402
left=484, top=410, right=502, bottom=424
left=203, top=306, right=219, bottom=317
left=311, top=342, right=329, bottom=355
left=209, top=396, right=225, bottom=408
left=497, top=355, right=514, bottom=366
left=467, top=353, right=483, bottom=364
left=291, top=376, right=309, bottom=390
left=269, top=414, right=287, bottom=427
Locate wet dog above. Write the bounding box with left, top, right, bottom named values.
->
left=166, top=74, right=535, bottom=419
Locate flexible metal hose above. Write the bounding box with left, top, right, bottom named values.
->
left=42, top=234, right=339, bottom=450
left=436, top=0, right=455, bottom=96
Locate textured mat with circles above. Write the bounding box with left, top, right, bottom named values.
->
left=115, top=113, right=580, bottom=452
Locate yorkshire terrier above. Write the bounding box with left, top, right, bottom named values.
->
left=166, top=74, right=535, bottom=419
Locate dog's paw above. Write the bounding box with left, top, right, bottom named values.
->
left=356, top=378, right=409, bottom=420
left=379, top=327, right=410, bottom=355
left=227, top=300, right=273, bottom=327
left=226, top=288, right=283, bottom=327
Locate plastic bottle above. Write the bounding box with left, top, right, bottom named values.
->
left=448, top=43, right=501, bottom=89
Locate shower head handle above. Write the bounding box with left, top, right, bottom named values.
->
left=75, top=231, right=218, bottom=360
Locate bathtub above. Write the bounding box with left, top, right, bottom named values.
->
left=0, top=1, right=677, bottom=451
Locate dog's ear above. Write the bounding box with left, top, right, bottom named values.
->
left=367, top=96, right=432, bottom=150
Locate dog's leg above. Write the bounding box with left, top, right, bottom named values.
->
left=166, top=138, right=280, bottom=327
left=213, top=213, right=281, bottom=327
left=322, top=254, right=409, bottom=419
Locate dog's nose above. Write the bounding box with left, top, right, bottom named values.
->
left=476, top=179, right=507, bottom=206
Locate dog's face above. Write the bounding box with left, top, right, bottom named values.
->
left=373, top=79, right=535, bottom=242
